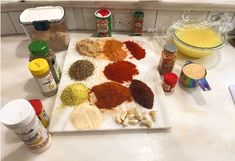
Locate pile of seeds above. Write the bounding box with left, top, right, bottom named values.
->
left=69, top=60, right=95, bottom=81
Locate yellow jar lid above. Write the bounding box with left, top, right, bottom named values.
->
left=28, top=58, right=49, bottom=76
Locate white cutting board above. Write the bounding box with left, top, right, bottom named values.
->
left=49, top=36, right=171, bottom=133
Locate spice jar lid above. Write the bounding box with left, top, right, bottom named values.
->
left=19, top=6, right=64, bottom=25
left=134, top=11, right=144, bottom=18
left=164, top=43, right=177, bottom=53
left=28, top=99, right=43, bottom=116
left=28, top=40, right=49, bottom=57
left=28, top=58, right=49, bottom=76
left=0, top=99, right=35, bottom=129
left=95, top=9, right=111, bottom=18
left=164, top=72, right=178, bottom=85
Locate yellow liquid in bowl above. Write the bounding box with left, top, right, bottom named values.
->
left=175, top=26, right=223, bottom=48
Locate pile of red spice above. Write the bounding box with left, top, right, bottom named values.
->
left=90, top=82, right=132, bottom=109
left=124, top=41, right=146, bottom=60
left=129, top=79, right=154, bottom=109
left=103, top=61, right=139, bottom=83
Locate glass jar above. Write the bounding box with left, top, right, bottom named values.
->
left=28, top=40, right=61, bottom=84
left=158, top=43, right=177, bottom=75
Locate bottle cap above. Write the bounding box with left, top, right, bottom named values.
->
left=28, top=99, right=43, bottom=116
left=164, top=43, right=177, bottom=53
left=28, top=58, right=49, bottom=76
left=0, top=99, right=35, bottom=129
left=28, top=40, right=49, bottom=57
left=164, top=72, right=178, bottom=85
left=134, top=11, right=144, bottom=18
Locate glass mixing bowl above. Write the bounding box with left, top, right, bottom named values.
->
left=171, top=27, right=227, bottom=58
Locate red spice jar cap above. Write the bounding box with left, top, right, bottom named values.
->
left=28, top=99, right=42, bottom=116
left=95, top=9, right=111, bottom=17
left=164, top=72, right=178, bottom=85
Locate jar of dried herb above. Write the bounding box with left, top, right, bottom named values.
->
left=28, top=40, right=61, bottom=84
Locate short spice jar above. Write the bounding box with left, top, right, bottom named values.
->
left=28, top=99, right=49, bottom=128
left=28, top=40, right=61, bottom=83
left=158, top=43, right=177, bottom=75
left=0, top=99, right=52, bottom=153
left=28, top=58, right=58, bottom=97
left=162, top=72, right=178, bottom=92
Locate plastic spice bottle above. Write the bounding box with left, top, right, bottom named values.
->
left=158, top=43, right=177, bottom=75
left=133, top=11, right=144, bottom=35
left=0, top=99, right=52, bottom=153
left=28, top=40, right=61, bottom=84
left=162, top=72, right=178, bottom=92
left=28, top=99, right=49, bottom=128
left=28, top=58, right=58, bottom=97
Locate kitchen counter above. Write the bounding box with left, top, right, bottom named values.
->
left=1, top=32, right=235, bottom=161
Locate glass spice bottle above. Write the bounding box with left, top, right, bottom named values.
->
left=133, top=11, right=144, bottom=35
left=28, top=40, right=61, bottom=84
left=158, top=43, right=177, bottom=75
left=162, top=72, right=178, bottom=92
left=28, top=58, right=58, bottom=97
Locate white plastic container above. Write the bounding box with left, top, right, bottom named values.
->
left=0, top=99, right=52, bottom=153
left=19, top=6, right=70, bottom=51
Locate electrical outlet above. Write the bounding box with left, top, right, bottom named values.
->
left=113, top=13, right=133, bottom=31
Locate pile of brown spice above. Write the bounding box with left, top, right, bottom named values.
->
left=103, top=61, right=139, bottom=83
left=129, top=79, right=154, bottom=109
left=103, top=39, right=127, bottom=62
left=90, top=82, right=132, bottom=109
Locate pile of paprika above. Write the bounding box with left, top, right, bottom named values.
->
left=103, top=61, right=139, bottom=83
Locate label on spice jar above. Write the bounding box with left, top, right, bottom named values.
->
left=38, top=110, right=50, bottom=128
left=52, top=58, right=61, bottom=80
left=15, top=117, right=49, bottom=152
left=37, top=72, right=57, bottom=93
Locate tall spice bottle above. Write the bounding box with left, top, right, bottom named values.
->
left=28, top=40, right=61, bottom=83
left=158, top=43, right=177, bottom=75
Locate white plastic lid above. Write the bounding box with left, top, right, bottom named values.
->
left=0, top=99, right=35, bottom=129
left=19, top=6, right=64, bottom=25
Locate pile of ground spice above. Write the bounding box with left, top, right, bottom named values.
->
left=76, top=39, right=102, bottom=58
left=60, top=83, right=90, bottom=107
left=103, top=61, right=139, bottom=83
left=90, top=82, right=132, bottom=109
left=69, top=60, right=95, bottom=81
left=129, top=79, right=154, bottom=109
left=124, top=41, right=146, bottom=60
left=103, top=39, right=127, bottom=62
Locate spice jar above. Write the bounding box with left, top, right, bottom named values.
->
left=0, top=99, right=52, bottom=153
left=28, top=58, right=58, bottom=97
left=133, top=11, right=144, bottom=35
left=162, top=72, right=178, bottom=92
left=28, top=99, right=49, bottom=128
left=19, top=6, right=70, bottom=51
left=158, top=43, right=177, bottom=75
left=28, top=40, right=61, bottom=83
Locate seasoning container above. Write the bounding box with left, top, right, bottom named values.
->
left=95, top=9, right=112, bottom=37
left=28, top=99, right=49, bottom=128
left=19, top=6, right=70, bottom=51
left=133, top=11, right=144, bottom=35
left=158, top=43, right=177, bottom=75
left=162, top=72, right=178, bottom=92
left=28, top=40, right=61, bottom=83
left=0, top=99, right=52, bottom=153
left=28, top=58, right=58, bottom=97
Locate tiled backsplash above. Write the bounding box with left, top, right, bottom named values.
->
left=1, top=6, right=235, bottom=35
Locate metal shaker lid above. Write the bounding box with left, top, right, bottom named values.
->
left=164, top=43, right=177, bottom=53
